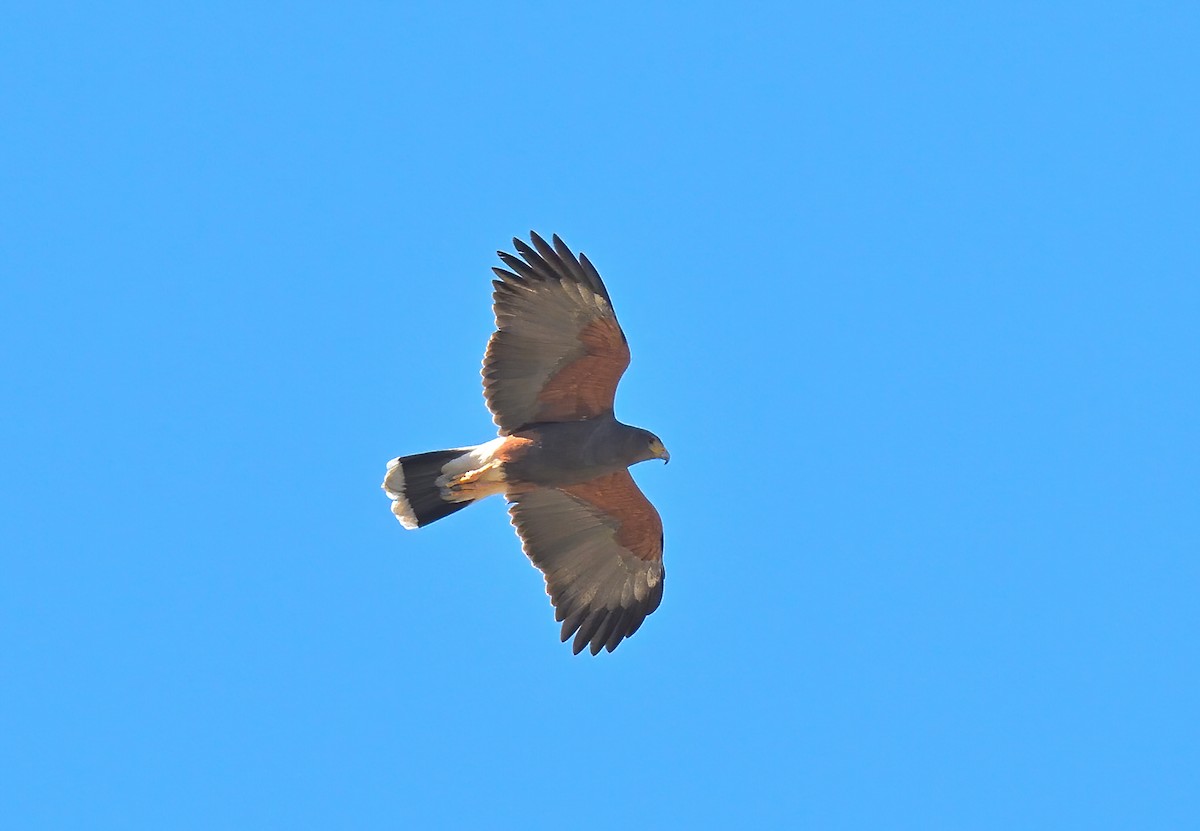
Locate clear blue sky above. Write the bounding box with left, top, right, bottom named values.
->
left=2, top=3, right=1197, bottom=829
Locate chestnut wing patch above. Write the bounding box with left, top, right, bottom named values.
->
left=484, top=233, right=630, bottom=434
left=507, top=470, right=664, bottom=655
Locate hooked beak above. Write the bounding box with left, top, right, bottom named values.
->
left=660, top=448, right=670, bottom=464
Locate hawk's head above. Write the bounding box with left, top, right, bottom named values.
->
left=627, top=428, right=669, bottom=465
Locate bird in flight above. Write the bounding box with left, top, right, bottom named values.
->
left=382, top=232, right=669, bottom=655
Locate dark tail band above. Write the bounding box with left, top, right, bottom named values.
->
left=382, top=448, right=476, bottom=529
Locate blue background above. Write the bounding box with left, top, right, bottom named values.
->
left=3, top=3, right=1197, bottom=828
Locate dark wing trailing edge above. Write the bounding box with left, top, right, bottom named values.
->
left=483, top=232, right=630, bottom=434
left=508, top=470, right=665, bottom=655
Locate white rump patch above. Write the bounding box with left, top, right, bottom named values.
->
left=435, top=437, right=507, bottom=487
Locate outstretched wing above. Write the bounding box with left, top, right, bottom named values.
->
left=484, top=232, right=630, bottom=435
left=508, top=470, right=665, bottom=655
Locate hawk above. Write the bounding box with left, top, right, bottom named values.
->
left=382, top=233, right=669, bottom=655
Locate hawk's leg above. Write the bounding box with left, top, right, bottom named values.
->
left=438, top=459, right=506, bottom=502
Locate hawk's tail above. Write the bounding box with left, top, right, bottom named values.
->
left=381, top=447, right=480, bottom=530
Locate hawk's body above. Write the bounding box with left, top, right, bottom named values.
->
left=382, top=233, right=668, bottom=655
left=507, top=418, right=663, bottom=486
